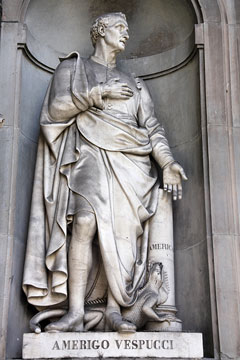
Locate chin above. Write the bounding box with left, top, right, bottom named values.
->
left=118, top=41, right=126, bottom=50
left=119, top=45, right=125, bottom=52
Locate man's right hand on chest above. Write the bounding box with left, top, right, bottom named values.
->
left=101, top=77, right=134, bottom=100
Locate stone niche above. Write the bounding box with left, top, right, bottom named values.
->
left=5, top=0, right=213, bottom=358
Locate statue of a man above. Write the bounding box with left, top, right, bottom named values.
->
left=23, top=12, right=187, bottom=333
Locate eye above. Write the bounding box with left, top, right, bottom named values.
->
left=115, top=24, right=124, bottom=31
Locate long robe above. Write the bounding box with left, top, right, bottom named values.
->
left=22, top=52, right=174, bottom=309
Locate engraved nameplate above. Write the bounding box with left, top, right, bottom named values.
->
left=23, top=331, right=203, bottom=359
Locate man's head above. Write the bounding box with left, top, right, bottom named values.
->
left=90, top=13, right=129, bottom=52
left=148, top=262, right=164, bottom=289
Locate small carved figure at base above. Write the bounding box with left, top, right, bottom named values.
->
left=122, top=263, right=171, bottom=330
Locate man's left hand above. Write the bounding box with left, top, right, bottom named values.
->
left=163, top=162, right=188, bottom=200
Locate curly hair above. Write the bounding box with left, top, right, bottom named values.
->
left=90, top=12, right=127, bottom=47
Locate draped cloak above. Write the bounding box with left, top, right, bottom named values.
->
left=22, top=52, right=174, bottom=309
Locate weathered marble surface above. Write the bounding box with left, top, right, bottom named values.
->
left=22, top=332, right=203, bottom=359
left=22, top=11, right=187, bottom=336
left=1, top=1, right=240, bottom=359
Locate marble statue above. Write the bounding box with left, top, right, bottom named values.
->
left=22, top=12, right=187, bottom=333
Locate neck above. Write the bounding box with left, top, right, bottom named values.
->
left=93, top=42, right=119, bottom=66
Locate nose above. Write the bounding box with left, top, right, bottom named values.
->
left=123, top=30, right=129, bottom=40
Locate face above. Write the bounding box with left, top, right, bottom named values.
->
left=150, top=263, right=163, bottom=288
left=102, top=16, right=129, bottom=52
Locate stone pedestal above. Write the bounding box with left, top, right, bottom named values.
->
left=22, top=332, right=203, bottom=359
left=148, top=190, right=182, bottom=331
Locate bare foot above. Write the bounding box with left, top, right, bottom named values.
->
left=106, top=311, right=136, bottom=333
left=44, top=311, right=84, bottom=332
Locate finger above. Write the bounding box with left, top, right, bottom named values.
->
left=121, top=86, right=133, bottom=94
left=121, top=91, right=133, bottom=97
left=121, top=87, right=133, bottom=94
left=163, top=183, right=168, bottom=191
left=121, top=86, right=133, bottom=91
left=121, top=83, right=133, bottom=89
left=120, top=95, right=132, bottom=99
left=172, top=185, right=177, bottom=201
left=177, top=183, right=182, bottom=200
left=179, top=168, right=188, bottom=181
left=120, top=83, right=131, bottom=88
left=167, top=184, right=172, bottom=193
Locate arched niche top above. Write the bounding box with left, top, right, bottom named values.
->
left=197, top=0, right=222, bottom=23
left=6, top=0, right=238, bottom=26
left=24, top=0, right=196, bottom=59
left=20, top=0, right=198, bottom=75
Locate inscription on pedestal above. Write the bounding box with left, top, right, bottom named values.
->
left=149, top=243, right=173, bottom=251
left=23, top=332, right=203, bottom=359
left=51, top=338, right=174, bottom=351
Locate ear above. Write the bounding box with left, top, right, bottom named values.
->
left=98, top=25, right=105, bottom=37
